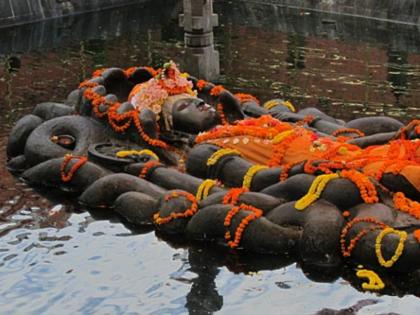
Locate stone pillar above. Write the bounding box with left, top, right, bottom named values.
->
left=179, top=0, right=220, bottom=81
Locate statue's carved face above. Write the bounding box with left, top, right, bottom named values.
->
left=172, top=97, right=218, bottom=134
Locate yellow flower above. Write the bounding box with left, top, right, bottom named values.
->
left=283, top=100, right=296, bottom=112
left=207, top=149, right=241, bottom=166
left=116, top=149, right=159, bottom=161
left=196, top=179, right=218, bottom=201
left=356, top=269, right=385, bottom=291
left=375, top=227, right=407, bottom=268
left=263, top=100, right=280, bottom=110
left=295, top=174, right=339, bottom=210
left=242, top=165, right=269, bottom=190
left=338, top=146, right=348, bottom=155
left=272, top=130, right=294, bottom=144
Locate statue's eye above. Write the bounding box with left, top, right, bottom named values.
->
left=177, top=102, right=189, bottom=111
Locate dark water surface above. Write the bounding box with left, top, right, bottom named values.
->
left=1, top=1, right=420, bottom=314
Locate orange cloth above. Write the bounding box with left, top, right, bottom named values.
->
left=208, top=136, right=273, bottom=165
left=201, top=117, right=420, bottom=192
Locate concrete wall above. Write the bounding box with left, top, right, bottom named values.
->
left=256, top=0, right=420, bottom=24
left=1, top=0, right=419, bottom=28
left=0, top=0, right=181, bottom=55
left=0, top=0, right=150, bottom=28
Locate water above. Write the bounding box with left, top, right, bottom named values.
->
left=0, top=0, right=420, bottom=314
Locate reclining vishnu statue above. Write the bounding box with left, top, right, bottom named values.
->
left=6, top=61, right=420, bottom=293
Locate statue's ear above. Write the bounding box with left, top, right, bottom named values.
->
left=218, top=90, right=245, bottom=123
left=138, top=108, right=158, bottom=139
left=129, top=68, right=155, bottom=85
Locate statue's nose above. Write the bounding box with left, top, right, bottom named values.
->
left=196, top=101, right=211, bottom=111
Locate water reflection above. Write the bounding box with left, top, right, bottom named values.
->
left=185, top=247, right=223, bottom=314
left=286, top=33, right=306, bottom=70
left=387, top=49, right=409, bottom=105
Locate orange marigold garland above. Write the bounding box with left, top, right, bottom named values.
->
left=340, top=217, right=388, bottom=257
left=223, top=188, right=249, bottom=205
left=296, top=115, right=315, bottom=127
left=217, top=103, right=228, bottom=125
left=224, top=204, right=263, bottom=249
left=414, top=229, right=420, bottom=243
left=234, top=93, right=259, bottom=104
left=92, top=68, right=106, bottom=77
left=321, top=142, right=359, bottom=160
left=124, top=66, right=159, bottom=79
left=60, top=154, right=88, bottom=182
left=107, top=103, right=133, bottom=133
left=124, top=67, right=138, bottom=78
left=340, top=170, right=379, bottom=204
left=79, top=80, right=99, bottom=89
left=279, top=162, right=302, bottom=181
left=139, top=160, right=162, bottom=179
left=342, top=211, right=351, bottom=218
left=367, top=159, right=397, bottom=182
left=393, top=192, right=420, bottom=221
left=210, top=85, right=225, bottom=96
left=195, top=115, right=292, bottom=144
left=132, top=112, right=168, bottom=149
left=332, top=128, right=365, bottom=138
left=80, top=67, right=171, bottom=149
left=268, top=131, right=300, bottom=167
left=153, top=191, right=198, bottom=225
left=396, top=119, right=420, bottom=139
left=304, top=160, right=347, bottom=175
left=196, top=79, right=207, bottom=91
left=143, top=66, right=158, bottom=77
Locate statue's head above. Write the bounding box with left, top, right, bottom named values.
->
left=128, top=61, right=218, bottom=134
left=169, top=95, right=218, bottom=134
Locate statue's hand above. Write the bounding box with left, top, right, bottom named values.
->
left=138, top=108, right=158, bottom=139
left=218, top=90, right=245, bottom=123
